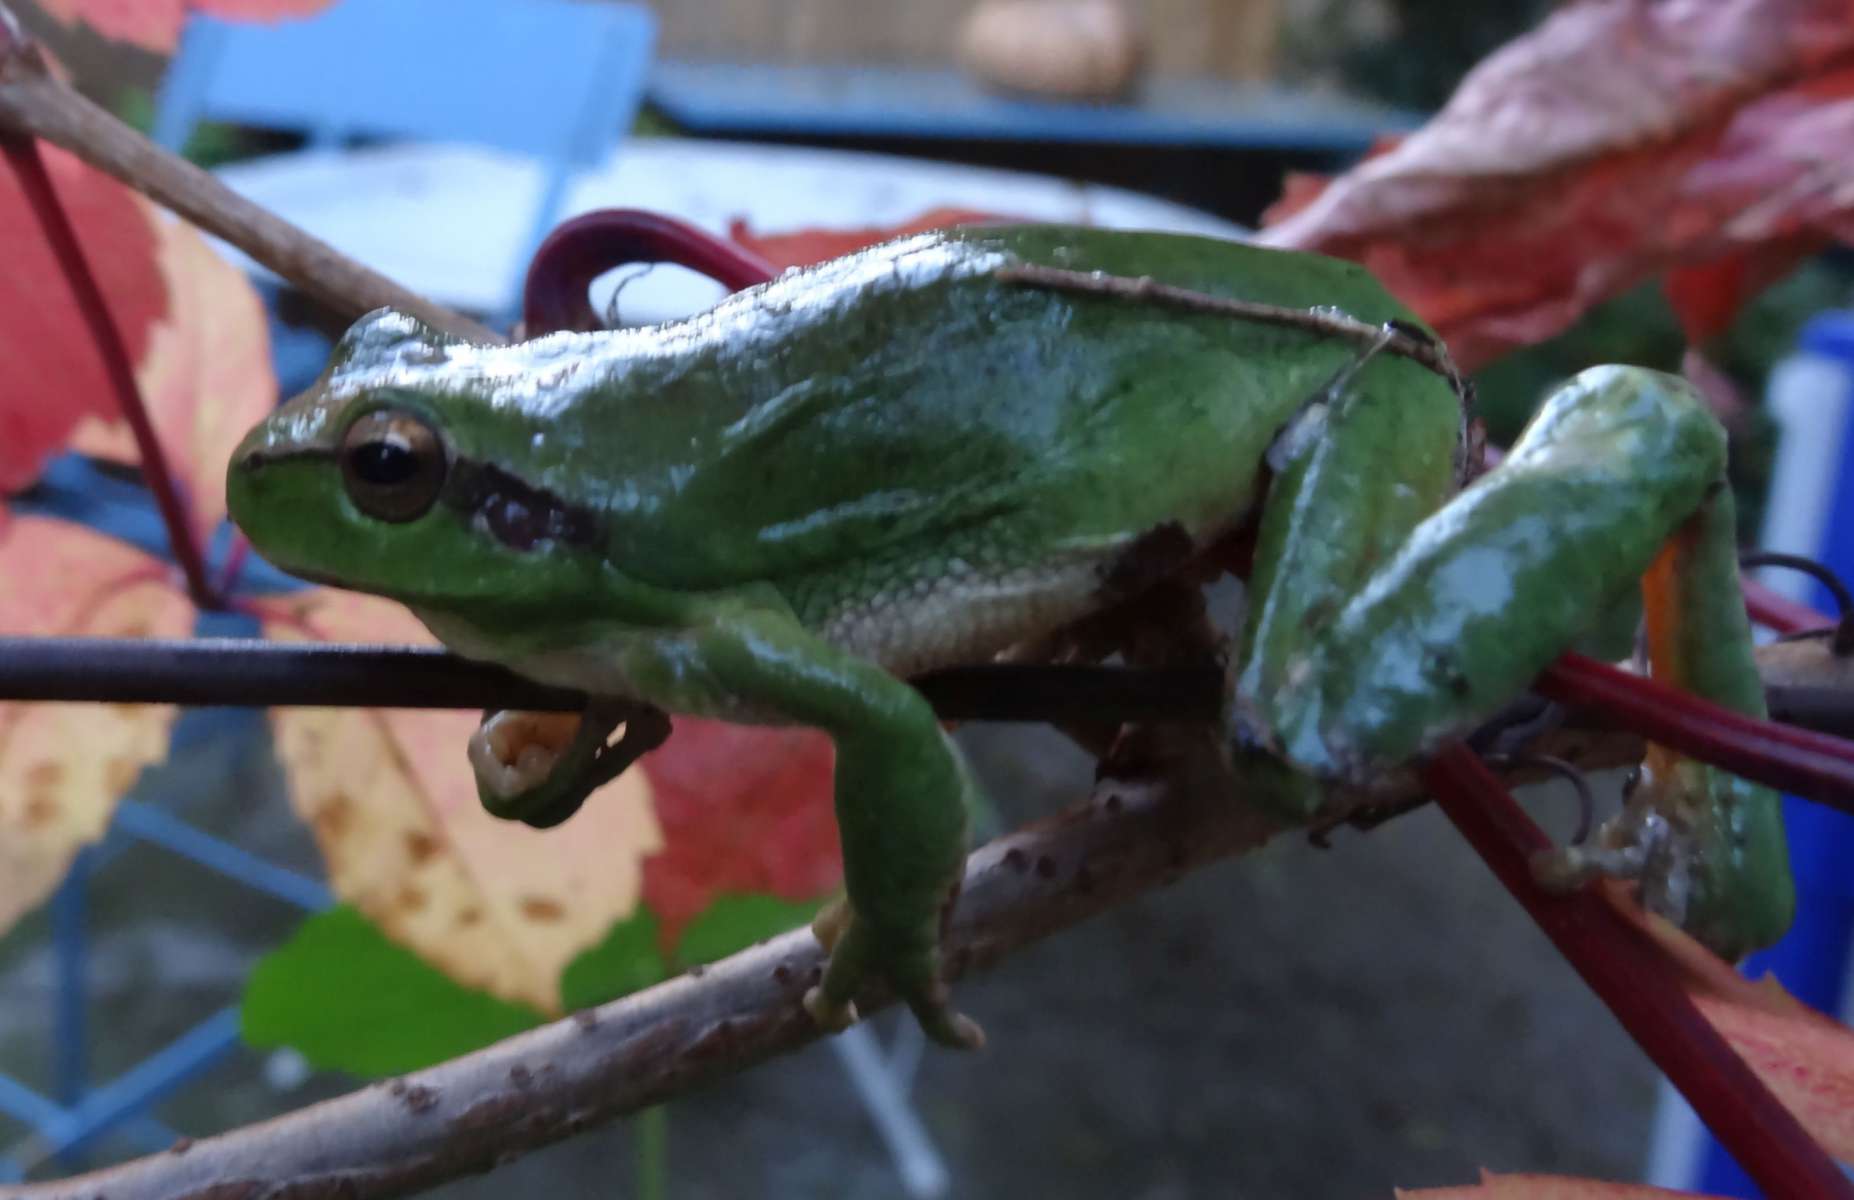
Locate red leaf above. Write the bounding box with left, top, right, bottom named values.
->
left=35, top=0, right=186, bottom=51
left=1260, top=0, right=1854, bottom=370
left=36, top=0, right=334, bottom=51
left=188, top=0, right=336, bottom=23
left=639, top=719, right=840, bottom=947
left=1401, top=1171, right=1721, bottom=1198
left=728, top=207, right=1019, bottom=271
left=0, top=146, right=165, bottom=491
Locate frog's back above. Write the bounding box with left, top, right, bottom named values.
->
left=481, top=226, right=1451, bottom=671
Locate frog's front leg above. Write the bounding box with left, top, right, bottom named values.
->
left=1233, top=365, right=1793, bottom=959
left=698, top=609, right=982, bottom=1047
left=491, top=605, right=982, bottom=1048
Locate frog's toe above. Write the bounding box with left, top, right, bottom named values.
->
left=469, top=710, right=600, bottom=827
left=810, top=896, right=852, bottom=953
left=903, top=981, right=986, bottom=1050
left=801, top=986, right=858, bottom=1032
left=803, top=904, right=984, bottom=1050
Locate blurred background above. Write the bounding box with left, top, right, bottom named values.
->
left=4, top=1, right=1853, bottom=1196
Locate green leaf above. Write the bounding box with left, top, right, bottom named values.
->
left=675, top=893, right=822, bottom=968
left=242, top=906, right=542, bottom=1077
left=559, top=910, right=670, bottom=1011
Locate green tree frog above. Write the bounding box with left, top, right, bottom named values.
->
left=227, top=226, right=1793, bottom=1049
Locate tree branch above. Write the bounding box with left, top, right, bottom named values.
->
left=0, top=767, right=1282, bottom=1200
left=0, top=5, right=500, bottom=344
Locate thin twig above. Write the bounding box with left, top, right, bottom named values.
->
left=0, top=6, right=499, bottom=344
left=0, top=770, right=1283, bottom=1200
left=994, top=263, right=1466, bottom=391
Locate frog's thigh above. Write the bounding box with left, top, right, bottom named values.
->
left=1226, top=350, right=1462, bottom=813
left=685, top=607, right=983, bottom=1048
left=1241, top=366, right=1733, bottom=776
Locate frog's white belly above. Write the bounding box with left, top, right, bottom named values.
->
left=814, top=555, right=1106, bottom=678
left=412, top=550, right=1111, bottom=721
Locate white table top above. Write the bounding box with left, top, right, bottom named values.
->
left=214, top=136, right=1249, bottom=324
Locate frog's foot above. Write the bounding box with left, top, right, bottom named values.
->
left=470, top=703, right=668, bottom=829
left=801, top=905, right=984, bottom=1050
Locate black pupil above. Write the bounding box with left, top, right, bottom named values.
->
left=351, top=436, right=419, bottom=485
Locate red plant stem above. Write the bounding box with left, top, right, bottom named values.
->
left=1539, top=652, right=1854, bottom=809
left=2, top=136, right=220, bottom=609
left=521, top=208, right=776, bottom=335
left=1743, top=576, right=1834, bottom=637
left=1424, top=745, right=1854, bottom=1200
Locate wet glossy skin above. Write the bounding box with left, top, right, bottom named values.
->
left=227, top=226, right=1793, bottom=1047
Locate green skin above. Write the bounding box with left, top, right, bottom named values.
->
left=226, top=226, right=1793, bottom=1047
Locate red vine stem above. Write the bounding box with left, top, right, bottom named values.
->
left=1539, top=652, right=1854, bottom=809
left=1744, top=576, right=1834, bottom=637
left=1424, top=745, right=1854, bottom=1200
left=2, top=136, right=220, bottom=609
left=521, top=208, right=776, bottom=335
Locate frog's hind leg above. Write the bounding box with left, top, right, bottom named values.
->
left=1231, top=365, right=1792, bottom=958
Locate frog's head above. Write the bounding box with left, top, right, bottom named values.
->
left=227, top=308, right=600, bottom=606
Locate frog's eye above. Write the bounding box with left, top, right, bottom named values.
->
left=339, top=409, right=447, bottom=523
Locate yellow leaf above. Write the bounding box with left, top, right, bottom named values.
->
left=69, top=209, right=275, bottom=533
left=267, top=590, right=663, bottom=1013
left=0, top=517, right=192, bottom=933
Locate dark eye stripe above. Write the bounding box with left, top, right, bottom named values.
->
left=443, top=458, right=602, bottom=552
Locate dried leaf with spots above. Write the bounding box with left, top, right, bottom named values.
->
left=0, top=517, right=193, bottom=934
left=265, top=589, right=663, bottom=1014
left=0, top=146, right=164, bottom=496
left=68, top=211, right=274, bottom=532
left=1400, top=1171, right=1722, bottom=1199
left=1259, top=0, right=1854, bottom=370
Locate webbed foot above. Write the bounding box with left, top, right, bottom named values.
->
left=470, top=702, right=671, bottom=828
left=801, top=900, right=985, bottom=1050
left=1530, top=757, right=1791, bottom=961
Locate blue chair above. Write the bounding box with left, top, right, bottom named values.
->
left=151, top=0, right=658, bottom=334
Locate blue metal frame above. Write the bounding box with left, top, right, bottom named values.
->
left=151, top=0, right=658, bottom=324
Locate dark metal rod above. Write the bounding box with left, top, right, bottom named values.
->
left=0, top=637, right=1222, bottom=723
left=5, top=636, right=1854, bottom=738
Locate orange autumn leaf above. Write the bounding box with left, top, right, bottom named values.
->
left=0, top=517, right=193, bottom=934
left=1259, top=0, right=1854, bottom=370
left=1400, top=1170, right=1722, bottom=1199
left=0, top=145, right=164, bottom=495
left=68, top=210, right=275, bottom=533
left=1615, top=891, right=1854, bottom=1162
